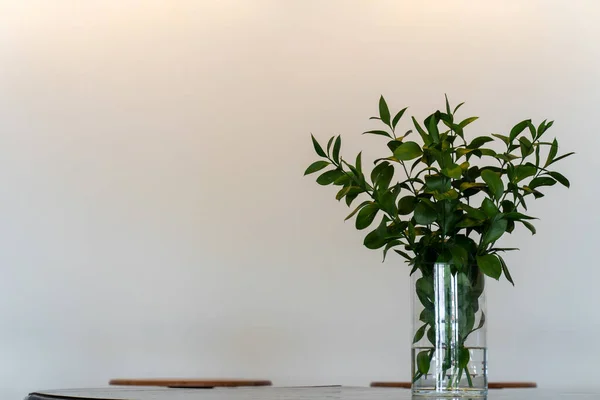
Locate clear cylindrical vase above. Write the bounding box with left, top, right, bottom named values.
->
left=411, top=262, right=487, bottom=397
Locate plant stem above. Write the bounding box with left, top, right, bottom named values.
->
left=465, top=368, right=473, bottom=387
left=412, top=371, right=423, bottom=383
left=400, top=160, right=417, bottom=194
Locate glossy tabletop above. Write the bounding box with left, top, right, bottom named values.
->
left=25, top=387, right=600, bottom=400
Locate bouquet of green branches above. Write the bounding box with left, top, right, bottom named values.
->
left=305, top=96, right=572, bottom=385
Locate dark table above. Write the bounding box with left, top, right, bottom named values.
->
left=25, top=387, right=600, bottom=400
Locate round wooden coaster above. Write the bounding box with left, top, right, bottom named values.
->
left=370, top=381, right=537, bottom=389
left=109, top=379, right=272, bottom=388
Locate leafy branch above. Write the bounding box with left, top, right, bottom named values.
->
left=305, top=95, right=572, bottom=284
left=305, top=96, right=572, bottom=387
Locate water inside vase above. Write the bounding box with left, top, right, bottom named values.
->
left=412, top=346, right=487, bottom=396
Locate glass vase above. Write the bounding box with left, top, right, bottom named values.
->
left=411, top=262, right=487, bottom=397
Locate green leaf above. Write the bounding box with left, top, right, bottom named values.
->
left=457, top=293, right=475, bottom=339
left=519, top=220, right=536, bottom=235
left=498, top=152, right=520, bottom=162
left=527, top=120, right=537, bottom=139
left=326, top=136, right=334, bottom=154
left=548, top=171, right=570, bottom=188
left=386, top=140, right=402, bottom=153
left=426, top=114, right=440, bottom=143
left=375, top=164, right=394, bottom=190
left=459, top=204, right=487, bottom=220
left=355, top=152, right=362, bottom=174
left=490, top=247, right=520, bottom=252
left=400, top=129, right=413, bottom=139
left=458, top=347, right=470, bottom=369
left=412, top=117, right=431, bottom=145
left=434, top=189, right=459, bottom=201
left=450, top=245, right=469, bottom=268
left=475, top=311, right=486, bottom=332
left=492, top=133, right=510, bottom=145
left=481, top=217, right=507, bottom=246
left=537, top=119, right=548, bottom=138
left=316, top=169, right=344, bottom=185
left=379, top=96, right=391, bottom=126
left=517, top=193, right=528, bottom=210
left=394, top=249, right=412, bottom=261
left=453, top=102, right=465, bottom=114
left=456, top=217, right=484, bottom=228
left=392, top=107, right=408, bottom=129
left=426, top=327, right=435, bottom=344
left=425, top=175, right=451, bottom=192
left=304, top=161, right=330, bottom=175
left=333, top=173, right=351, bottom=186
left=481, top=198, right=499, bottom=218
left=476, top=254, right=502, bottom=280
left=497, top=255, right=514, bottom=286
left=382, top=240, right=401, bottom=261
left=547, top=152, right=575, bottom=166
left=468, top=136, right=494, bottom=149
left=441, top=164, right=462, bottom=179
left=529, top=177, right=556, bottom=189
left=450, top=123, right=464, bottom=140
left=413, top=325, right=427, bottom=343
left=416, top=277, right=434, bottom=302
left=456, top=148, right=474, bottom=159
left=355, top=204, right=379, bottom=230
left=345, top=201, right=372, bottom=221
left=332, top=135, right=341, bottom=163
left=531, top=188, right=545, bottom=199
left=371, top=161, right=390, bottom=183
left=519, top=136, right=533, bottom=158
left=545, top=138, right=558, bottom=167
left=458, top=116, right=479, bottom=128
left=398, top=195, right=417, bottom=215
left=335, top=186, right=351, bottom=201
left=346, top=189, right=364, bottom=207
left=394, top=141, right=423, bottom=161
left=363, top=130, right=392, bottom=139
left=481, top=169, right=504, bottom=201
left=379, top=188, right=398, bottom=215
left=445, top=94, right=451, bottom=115
left=311, top=134, right=326, bottom=157
left=404, top=224, right=415, bottom=248
left=513, top=165, right=537, bottom=183
left=459, top=182, right=486, bottom=192
left=479, top=148, right=498, bottom=157
left=414, top=201, right=437, bottom=225
left=441, top=112, right=454, bottom=125
left=342, top=159, right=359, bottom=175
left=344, top=187, right=363, bottom=207
left=416, top=350, right=431, bottom=374
left=504, top=212, right=536, bottom=220
left=504, top=218, right=514, bottom=235
left=509, top=119, right=531, bottom=142
left=364, top=228, right=387, bottom=249
left=501, top=200, right=516, bottom=213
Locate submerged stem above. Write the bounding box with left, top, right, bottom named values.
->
left=465, top=367, right=473, bottom=387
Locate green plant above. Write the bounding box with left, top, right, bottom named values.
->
left=305, top=95, right=572, bottom=386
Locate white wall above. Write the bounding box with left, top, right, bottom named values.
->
left=1, top=1, right=599, bottom=398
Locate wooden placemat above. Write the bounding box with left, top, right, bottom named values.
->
left=109, top=379, right=272, bottom=388
left=370, top=381, right=537, bottom=389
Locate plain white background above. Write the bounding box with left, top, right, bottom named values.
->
left=0, top=1, right=598, bottom=398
